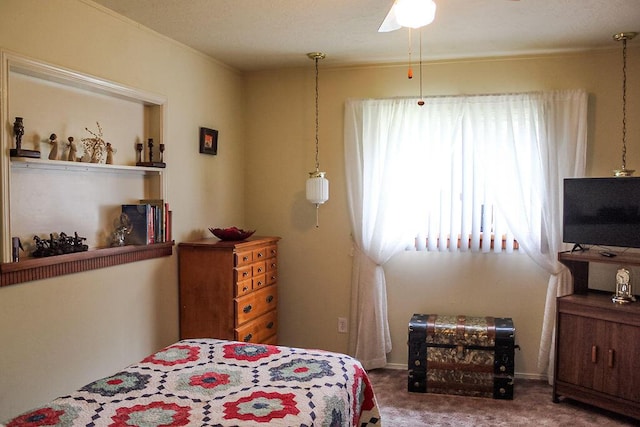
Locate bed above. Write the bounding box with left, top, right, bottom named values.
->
left=3, top=339, right=382, bottom=426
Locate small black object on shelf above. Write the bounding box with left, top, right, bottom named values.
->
left=10, top=117, right=40, bottom=159
left=136, top=161, right=166, bottom=168
left=599, top=251, right=617, bottom=258
left=136, top=138, right=166, bottom=168
left=32, top=232, right=88, bottom=257
left=12, top=237, right=23, bottom=262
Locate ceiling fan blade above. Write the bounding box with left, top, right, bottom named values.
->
left=378, top=3, right=402, bottom=32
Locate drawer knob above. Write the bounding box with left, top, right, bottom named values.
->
left=243, top=333, right=253, bottom=342
left=271, top=263, right=276, bottom=268
left=256, top=281, right=263, bottom=287
left=267, top=321, right=274, bottom=329
left=243, top=272, right=249, bottom=277
left=243, top=286, right=249, bottom=292
left=257, top=267, right=263, bottom=273
left=266, top=295, right=274, bottom=303
left=243, top=256, right=249, bottom=261
left=243, top=304, right=252, bottom=313
left=258, top=253, right=263, bottom=258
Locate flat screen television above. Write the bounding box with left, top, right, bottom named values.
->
left=563, top=177, right=640, bottom=249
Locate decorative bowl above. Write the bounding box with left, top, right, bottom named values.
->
left=208, top=227, right=255, bottom=241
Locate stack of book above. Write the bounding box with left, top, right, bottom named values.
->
left=121, top=200, right=172, bottom=245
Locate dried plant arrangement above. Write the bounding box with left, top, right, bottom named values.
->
left=81, top=122, right=109, bottom=163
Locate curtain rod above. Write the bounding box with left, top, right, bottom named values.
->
left=348, top=89, right=585, bottom=102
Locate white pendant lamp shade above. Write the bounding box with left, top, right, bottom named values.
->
left=306, top=171, right=329, bottom=205
left=379, top=0, right=436, bottom=32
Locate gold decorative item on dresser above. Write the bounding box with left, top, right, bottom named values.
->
left=178, top=236, right=280, bottom=344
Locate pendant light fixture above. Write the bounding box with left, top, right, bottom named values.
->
left=613, top=32, right=637, bottom=177
left=306, top=52, right=329, bottom=228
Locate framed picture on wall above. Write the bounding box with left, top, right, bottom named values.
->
left=199, top=127, right=218, bottom=155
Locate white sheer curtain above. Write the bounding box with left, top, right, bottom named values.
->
left=343, top=90, right=587, bottom=374
left=343, top=98, right=439, bottom=369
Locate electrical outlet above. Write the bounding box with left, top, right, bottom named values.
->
left=338, top=317, right=348, bottom=333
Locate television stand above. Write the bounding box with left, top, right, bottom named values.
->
left=554, top=250, right=640, bottom=420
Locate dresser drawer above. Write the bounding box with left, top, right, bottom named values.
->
left=236, top=278, right=252, bottom=297
left=263, top=334, right=278, bottom=345
left=267, top=270, right=277, bottom=285
left=235, top=310, right=278, bottom=343
left=253, top=247, right=268, bottom=262
left=253, top=261, right=267, bottom=276
left=235, top=285, right=277, bottom=324
left=253, top=273, right=267, bottom=290
left=266, top=245, right=278, bottom=259
left=235, top=250, right=253, bottom=267
left=235, top=265, right=252, bottom=282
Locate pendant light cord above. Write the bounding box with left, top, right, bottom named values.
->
left=314, top=56, right=320, bottom=173
left=408, top=29, right=413, bottom=79
left=621, top=36, right=628, bottom=170
left=419, top=30, right=423, bottom=101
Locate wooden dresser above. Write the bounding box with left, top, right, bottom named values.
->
left=178, top=236, right=280, bottom=344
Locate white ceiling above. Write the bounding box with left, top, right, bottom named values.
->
left=92, top=0, right=640, bottom=71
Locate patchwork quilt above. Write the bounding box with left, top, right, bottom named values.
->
left=3, top=339, right=382, bottom=427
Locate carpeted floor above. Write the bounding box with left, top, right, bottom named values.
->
left=367, top=369, right=638, bottom=426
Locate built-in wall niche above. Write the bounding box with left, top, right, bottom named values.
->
left=0, top=51, right=171, bottom=284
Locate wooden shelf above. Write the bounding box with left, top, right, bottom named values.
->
left=1, top=50, right=167, bottom=264
left=10, top=157, right=165, bottom=174
left=558, top=249, right=640, bottom=294
left=558, top=249, right=640, bottom=266
left=0, top=241, right=173, bottom=287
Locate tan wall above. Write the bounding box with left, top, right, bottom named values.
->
left=0, top=0, right=245, bottom=419
left=244, top=48, right=640, bottom=376
left=2, top=0, right=640, bottom=420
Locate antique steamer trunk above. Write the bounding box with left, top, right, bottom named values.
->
left=408, top=314, right=516, bottom=399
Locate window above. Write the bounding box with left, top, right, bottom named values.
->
left=343, top=89, right=587, bottom=371
left=346, top=93, right=550, bottom=253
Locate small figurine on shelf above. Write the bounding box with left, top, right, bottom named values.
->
left=10, top=117, right=40, bottom=158
left=71, top=232, right=89, bottom=252
left=106, top=142, right=117, bottom=164
left=148, top=138, right=154, bottom=163
left=48, top=133, right=60, bottom=160
left=111, top=213, right=132, bottom=247
left=14, top=118, right=23, bottom=150
left=67, top=137, right=78, bottom=161
left=32, top=232, right=88, bottom=257
left=159, top=143, right=165, bottom=163
left=136, top=142, right=143, bottom=163
left=12, top=237, right=23, bottom=262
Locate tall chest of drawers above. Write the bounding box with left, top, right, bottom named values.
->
left=178, top=236, right=280, bottom=344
